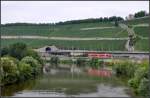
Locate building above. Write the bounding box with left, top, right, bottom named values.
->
left=126, top=14, right=134, bottom=20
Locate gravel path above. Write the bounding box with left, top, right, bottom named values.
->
left=119, top=23, right=135, bottom=51
left=80, top=26, right=115, bottom=30
left=1, top=36, right=128, bottom=40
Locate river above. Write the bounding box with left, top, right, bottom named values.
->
left=1, top=68, right=135, bottom=97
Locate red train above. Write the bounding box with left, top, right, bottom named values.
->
left=88, top=53, right=112, bottom=59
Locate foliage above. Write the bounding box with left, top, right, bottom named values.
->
left=128, top=60, right=149, bottom=97
left=8, top=42, right=27, bottom=60
left=89, top=58, right=101, bottom=69
left=0, top=57, right=19, bottom=85
left=134, top=27, right=149, bottom=37
left=113, top=60, right=149, bottom=97
left=21, top=56, right=42, bottom=75
left=26, top=49, right=43, bottom=65
left=0, top=43, right=42, bottom=86
left=129, top=35, right=140, bottom=47
left=76, top=58, right=87, bottom=67
left=113, top=61, right=137, bottom=78
left=137, top=78, right=150, bottom=97
left=134, top=39, right=149, bottom=51
left=1, top=25, right=127, bottom=38
left=1, top=46, right=9, bottom=56
left=1, top=16, right=123, bottom=26
left=134, top=11, right=147, bottom=18
left=50, top=56, right=60, bottom=68
left=18, top=62, right=33, bottom=81
left=3, top=55, right=20, bottom=65
left=60, top=60, right=73, bottom=65
left=1, top=42, right=43, bottom=64
left=1, top=39, right=127, bottom=51
left=123, top=16, right=149, bottom=25
left=115, top=20, right=118, bottom=27
left=56, top=16, right=123, bottom=25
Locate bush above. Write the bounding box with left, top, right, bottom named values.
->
left=26, top=49, right=43, bottom=65
left=21, top=56, right=42, bottom=75
left=137, top=78, right=150, bottom=97
left=60, top=60, right=73, bottom=65
left=0, top=43, right=43, bottom=86
left=3, top=55, right=20, bottom=65
left=9, top=42, right=28, bottom=60
left=89, top=58, right=101, bottom=69
left=18, top=62, right=33, bottom=81
left=76, top=58, right=87, bottom=67
left=113, top=61, right=137, bottom=78
left=50, top=56, right=60, bottom=68
left=1, top=46, right=9, bottom=56
left=128, top=61, right=149, bottom=97
left=0, top=57, right=19, bottom=85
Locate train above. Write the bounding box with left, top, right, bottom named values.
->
left=88, top=53, right=112, bottom=59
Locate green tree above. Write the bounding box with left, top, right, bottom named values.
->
left=134, top=11, right=147, bottom=18
left=18, top=62, right=33, bottom=81
left=1, top=57, right=19, bottom=85
left=9, top=42, right=27, bottom=60
left=21, top=56, right=42, bottom=76
left=26, top=49, right=43, bottom=65
left=115, top=20, right=118, bottom=27
left=1, top=46, right=9, bottom=56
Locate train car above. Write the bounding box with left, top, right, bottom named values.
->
left=88, top=53, right=112, bottom=59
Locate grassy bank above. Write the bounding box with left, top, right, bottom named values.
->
left=112, top=59, right=149, bottom=98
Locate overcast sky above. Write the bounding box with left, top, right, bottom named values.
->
left=1, top=1, right=149, bottom=24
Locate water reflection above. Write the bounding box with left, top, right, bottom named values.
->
left=1, top=68, right=133, bottom=97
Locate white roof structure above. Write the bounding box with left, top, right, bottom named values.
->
left=34, top=45, right=59, bottom=52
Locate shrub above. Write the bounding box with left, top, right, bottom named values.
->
left=89, top=58, right=101, bottom=69
left=3, top=55, right=20, bottom=65
left=50, top=56, right=60, bottom=68
left=21, top=56, right=42, bottom=75
left=0, top=57, right=19, bottom=85
left=1, top=46, right=9, bottom=56
left=76, top=58, right=87, bottom=67
left=128, top=61, right=149, bottom=97
left=18, top=62, right=33, bottom=81
left=26, top=49, right=43, bottom=65
left=60, top=60, right=73, bottom=65
left=113, top=61, right=137, bottom=78
left=9, top=42, right=28, bottom=60
left=137, top=78, right=150, bottom=97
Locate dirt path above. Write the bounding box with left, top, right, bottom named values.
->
left=132, top=23, right=149, bottom=28
left=1, top=36, right=128, bottom=40
left=119, top=23, right=135, bottom=51
left=80, top=26, right=115, bottom=30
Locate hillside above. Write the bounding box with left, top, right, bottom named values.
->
left=1, top=22, right=128, bottom=38
left=1, top=16, right=149, bottom=51
left=122, top=16, right=149, bottom=51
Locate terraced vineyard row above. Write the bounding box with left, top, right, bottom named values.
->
left=1, top=39, right=127, bottom=51
left=1, top=24, right=128, bottom=38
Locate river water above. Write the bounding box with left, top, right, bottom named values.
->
left=1, top=69, right=135, bottom=97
